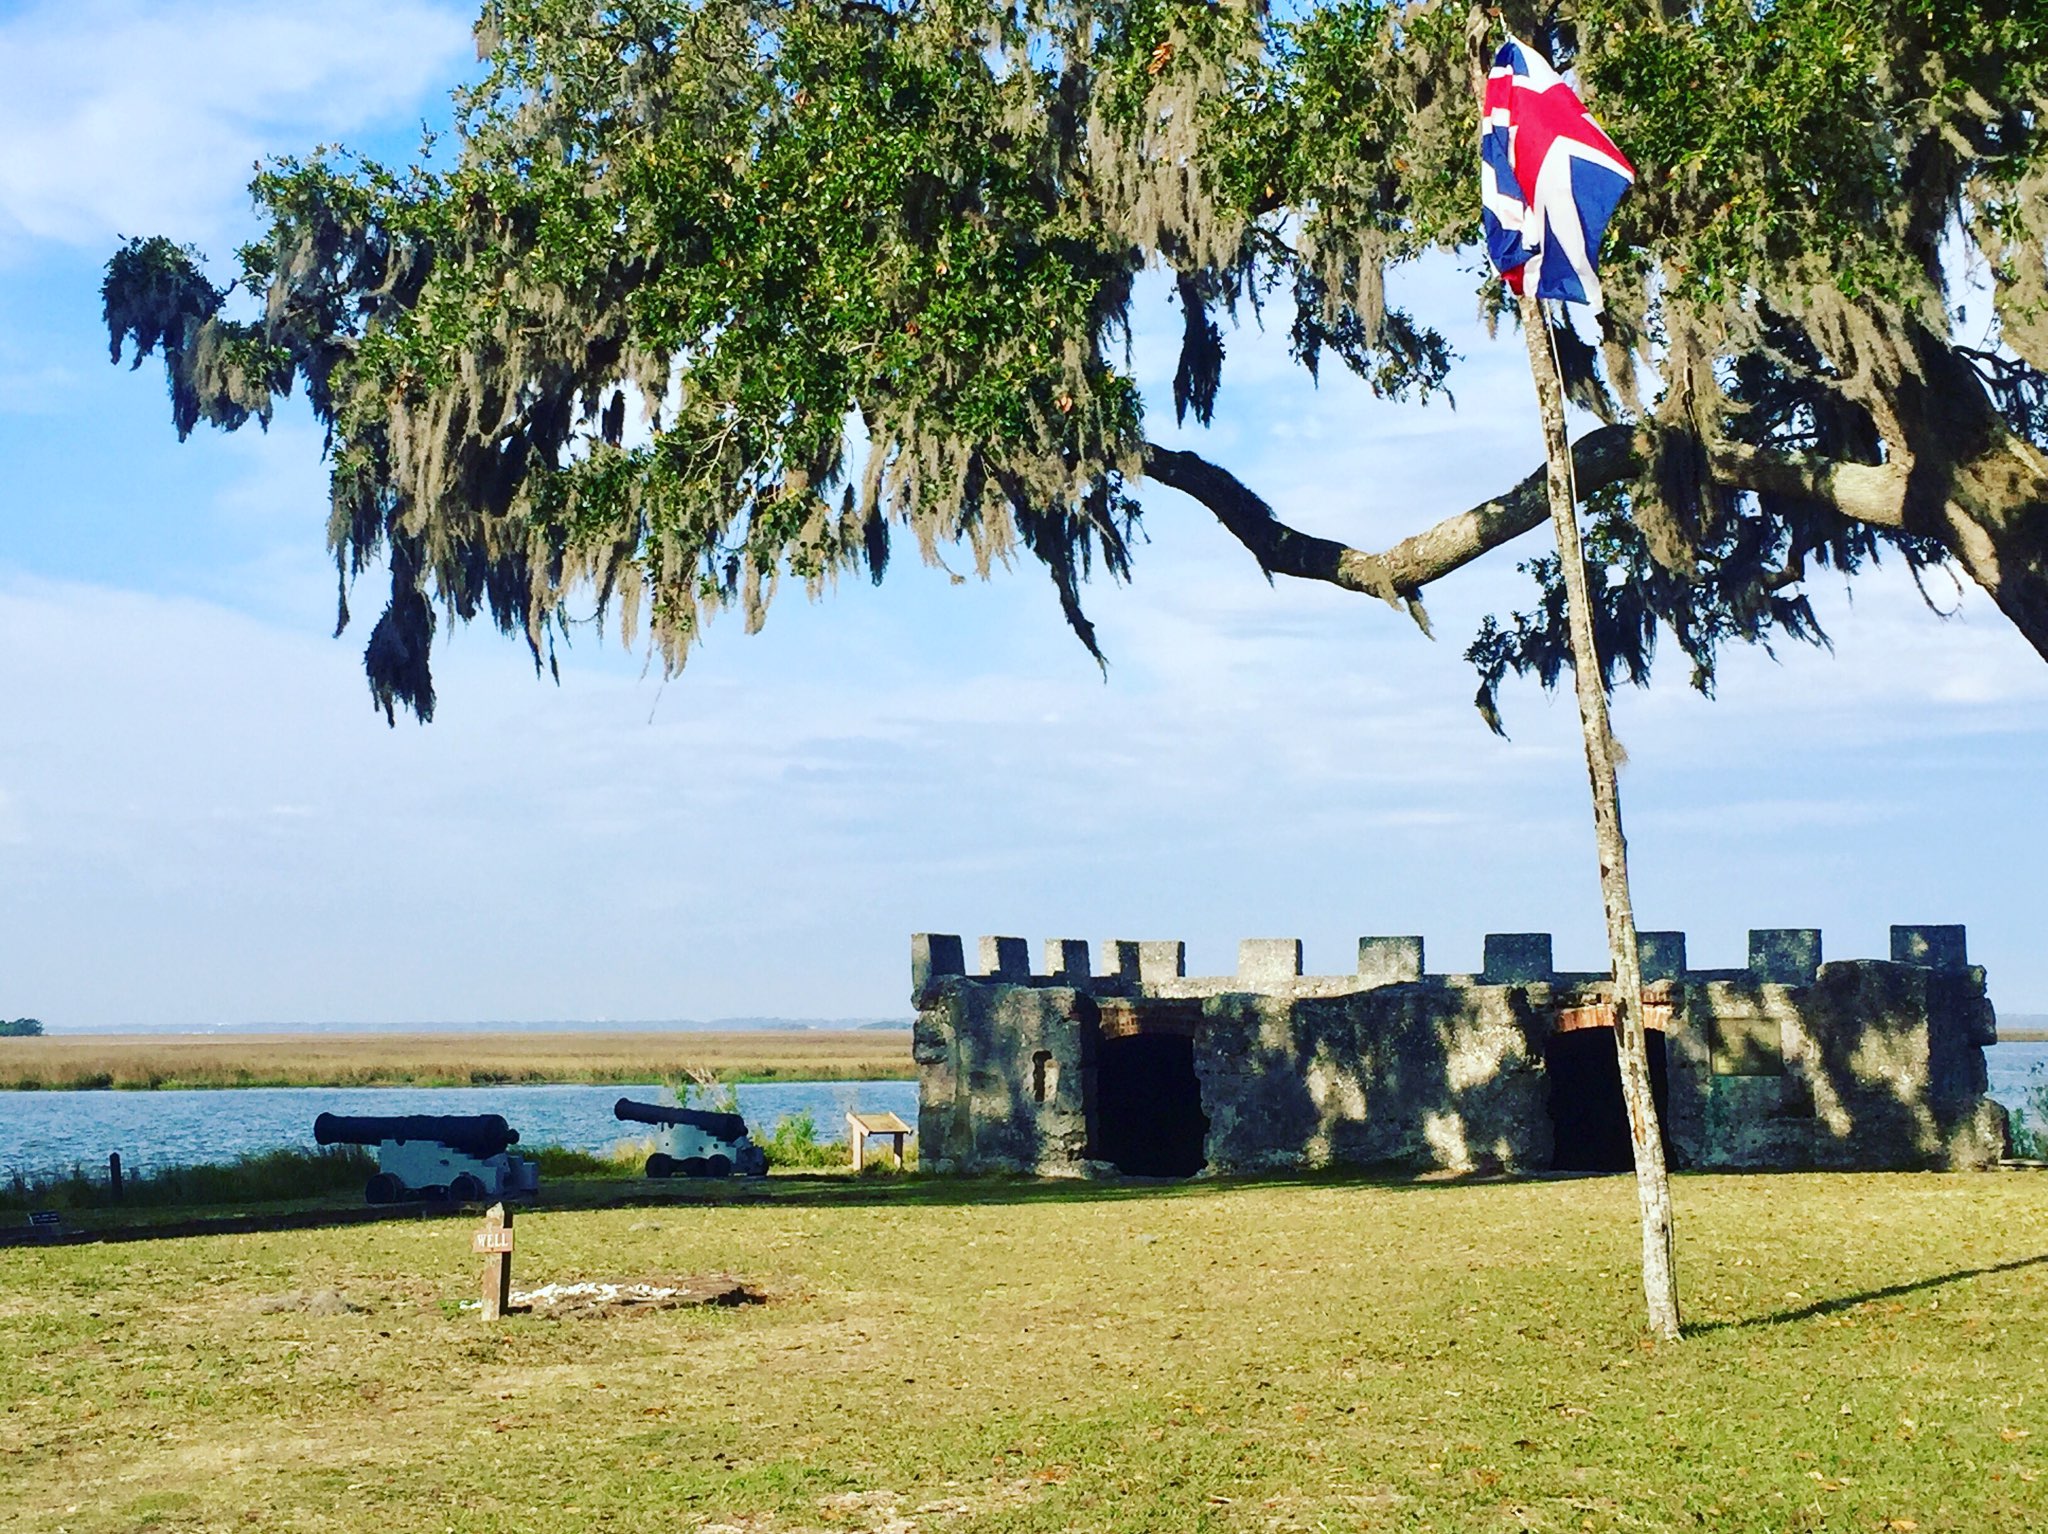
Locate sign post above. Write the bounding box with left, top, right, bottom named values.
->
left=473, top=1202, right=515, bottom=1320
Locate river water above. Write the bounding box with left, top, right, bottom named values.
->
left=0, top=1079, right=920, bottom=1181
left=1986, top=1041, right=2046, bottom=1121
left=3, top=1045, right=2042, bottom=1183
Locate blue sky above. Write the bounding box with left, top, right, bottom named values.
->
left=2, top=0, right=2044, bottom=1030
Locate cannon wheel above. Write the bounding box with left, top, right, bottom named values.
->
left=364, top=1172, right=404, bottom=1205
left=645, top=1153, right=677, bottom=1179
left=449, top=1173, right=487, bottom=1203
left=706, top=1154, right=733, bottom=1178
left=678, top=1156, right=711, bottom=1178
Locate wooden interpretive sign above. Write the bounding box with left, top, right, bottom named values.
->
left=847, top=1111, right=913, bottom=1171
left=475, top=1202, right=514, bottom=1320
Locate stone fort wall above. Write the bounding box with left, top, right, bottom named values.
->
left=910, top=925, right=2007, bottom=1178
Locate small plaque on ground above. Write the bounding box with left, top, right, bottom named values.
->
left=27, top=1211, right=60, bottom=1228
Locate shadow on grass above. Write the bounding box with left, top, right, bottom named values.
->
left=1685, top=1250, right=2048, bottom=1336
left=27, top=1162, right=2037, bottom=1263
left=577, top=1162, right=1537, bottom=1214
left=5, top=1164, right=1539, bottom=1245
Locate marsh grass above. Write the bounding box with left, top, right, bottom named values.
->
left=0, top=1144, right=376, bottom=1213
left=3, top=1171, right=2044, bottom=1533
left=0, top=1028, right=913, bottom=1090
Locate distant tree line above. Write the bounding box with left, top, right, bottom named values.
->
left=0, top=1019, right=44, bottom=1037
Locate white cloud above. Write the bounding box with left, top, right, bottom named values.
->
left=1, top=59, right=2044, bottom=1030
left=8, top=461, right=2047, bottom=1030
left=0, top=548, right=1558, bottom=1024
left=0, top=355, right=84, bottom=413
left=0, top=0, right=473, bottom=259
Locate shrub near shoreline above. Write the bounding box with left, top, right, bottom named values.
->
left=2, top=1145, right=376, bottom=1213
left=536, top=1114, right=862, bottom=1178
left=5, top=1111, right=877, bottom=1216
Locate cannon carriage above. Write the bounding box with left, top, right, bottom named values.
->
left=614, top=1098, right=767, bottom=1178
left=313, top=1112, right=541, bottom=1204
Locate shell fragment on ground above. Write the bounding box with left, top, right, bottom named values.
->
left=460, top=1275, right=763, bottom=1317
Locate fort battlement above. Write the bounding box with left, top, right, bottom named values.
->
left=913, top=924, right=1973, bottom=998
left=909, top=924, right=2005, bottom=1180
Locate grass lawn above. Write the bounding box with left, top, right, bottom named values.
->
left=2, top=1171, right=2043, bottom=1533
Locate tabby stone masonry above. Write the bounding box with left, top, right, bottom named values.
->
left=910, top=926, right=2007, bottom=1178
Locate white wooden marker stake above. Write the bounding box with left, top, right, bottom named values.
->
left=474, top=1201, right=515, bottom=1320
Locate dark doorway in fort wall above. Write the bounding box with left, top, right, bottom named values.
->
left=1546, top=1027, right=1671, bottom=1172
left=1089, top=1032, right=1210, bottom=1177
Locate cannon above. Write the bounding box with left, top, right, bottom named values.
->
left=314, top=1113, right=540, bottom=1205
left=613, top=1098, right=767, bottom=1178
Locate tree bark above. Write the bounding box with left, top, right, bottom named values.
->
left=1940, top=483, right=2048, bottom=666
left=1141, top=425, right=1640, bottom=605
left=1518, top=292, right=1682, bottom=1340
left=1147, top=422, right=2048, bottom=670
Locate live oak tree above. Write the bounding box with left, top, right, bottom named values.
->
left=102, top=0, right=2048, bottom=728
left=99, top=0, right=2046, bottom=1345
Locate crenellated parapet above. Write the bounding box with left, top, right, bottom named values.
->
left=909, top=924, right=2006, bottom=1180
left=915, top=924, right=1978, bottom=996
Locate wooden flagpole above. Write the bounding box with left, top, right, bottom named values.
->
left=1516, top=293, right=1680, bottom=1340
left=1473, top=8, right=1680, bottom=1339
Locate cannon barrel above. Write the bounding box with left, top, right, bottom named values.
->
left=613, top=1097, right=748, bottom=1143
left=313, top=1113, right=519, bottom=1158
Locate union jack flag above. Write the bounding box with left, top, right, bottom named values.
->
left=1481, top=37, right=1636, bottom=313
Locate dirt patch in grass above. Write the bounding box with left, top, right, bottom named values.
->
left=250, top=1288, right=370, bottom=1316
left=696, top=1479, right=1049, bottom=1533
